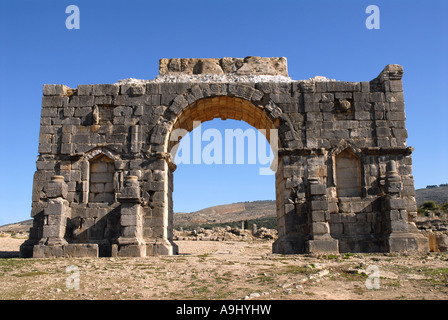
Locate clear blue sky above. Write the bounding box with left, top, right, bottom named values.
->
left=0, top=0, right=447, bottom=225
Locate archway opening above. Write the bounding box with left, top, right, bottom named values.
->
left=167, top=96, right=280, bottom=252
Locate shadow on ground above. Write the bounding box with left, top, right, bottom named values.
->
left=0, top=251, right=19, bottom=258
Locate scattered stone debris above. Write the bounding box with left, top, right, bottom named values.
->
left=416, top=213, right=448, bottom=232
left=416, top=213, right=448, bottom=252
left=173, top=226, right=278, bottom=241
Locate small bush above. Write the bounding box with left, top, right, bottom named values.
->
left=417, top=207, right=427, bottom=215
left=422, top=201, right=438, bottom=210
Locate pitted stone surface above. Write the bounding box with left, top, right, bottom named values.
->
left=159, top=56, right=289, bottom=77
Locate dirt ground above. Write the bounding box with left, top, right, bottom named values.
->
left=0, top=233, right=447, bottom=300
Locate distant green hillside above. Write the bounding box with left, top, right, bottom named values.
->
left=415, top=185, right=448, bottom=206
left=180, top=216, right=277, bottom=231
left=174, top=200, right=275, bottom=228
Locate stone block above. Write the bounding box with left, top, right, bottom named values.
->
left=375, top=127, right=390, bottom=137
left=391, top=127, right=407, bottom=138
left=310, top=200, right=328, bottom=211
left=146, top=83, right=160, bottom=95
left=38, top=141, right=52, bottom=154
left=33, top=245, right=64, bottom=258
left=77, top=85, right=93, bottom=95
left=42, top=224, right=64, bottom=238
left=45, top=178, right=68, bottom=199
left=46, top=212, right=66, bottom=226
left=357, top=222, right=372, bottom=234
left=90, top=173, right=114, bottom=183
left=118, top=244, right=146, bottom=257
left=353, top=101, right=371, bottom=112
left=385, top=92, right=404, bottom=102
left=41, top=107, right=58, bottom=118
left=330, top=222, right=343, bottom=235
left=306, top=239, right=339, bottom=253
left=36, top=160, right=56, bottom=171
left=385, top=198, right=406, bottom=210
left=314, top=81, right=327, bottom=92
left=147, top=241, right=178, bottom=256
left=272, top=234, right=306, bottom=254
left=145, top=181, right=164, bottom=192
left=119, top=186, right=141, bottom=200
left=327, top=201, right=338, bottom=214
left=41, top=96, right=69, bottom=108
left=121, top=226, right=139, bottom=238
left=389, top=101, right=405, bottom=112
left=342, top=223, right=358, bottom=235
left=113, top=106, right=133, bottom=117
left=376, top=137, right=390, bottom=148
left=311, top=222, right=330, bottom=235
left=385, top=234, right=419, bottom=252
left=327, top=81, right=360, bottom=92
left=111, top=244, right=119, bottom=257
left=361, top=81, right=370, bottom=92
left=384, top=220, right=408, bottom=233
left=43, top=84, right=73, bottom=96
left=120, top=83, right=146, bottom=96
left=401, top=185, right=415, bottom=197
left=329, top=213, right=342, bottom=223
left=251, top=89, right=264, bottom=102
left=388, top=80, right=403, bottom=92
left=296, top=81, right=314, bottom=93
left=92, top=84, right=119, bottom=96
left=71, top=133, right=91, bottom=144
left=369, top=92, right=385, bottom=102
left=310, top=183, right=326, bottom=195
left=386, top=111, right=406, bottom=121
left=64, top=244, right=98, bottom=258
left=354, top=111, right=371, bottom=120
left=386, top=180, right=402, bottom=194
left=69, top=96, right=95, bottom=107
left=356, top=212, right=368, bottom=222
left=120, top=203, right=141, bottom=216
left=147, top=95, right=161, bottom=106
left=311, top=211, right=328, bottom=222
left=340, top=213, right=357, bottom=223
left=121, top=214, right=139, bottom=226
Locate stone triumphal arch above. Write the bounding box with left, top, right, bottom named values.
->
left=20, top=57, right=429, bottom=257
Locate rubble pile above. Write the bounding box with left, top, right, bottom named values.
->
left=174, top=226, right=278, bottom=241
left=416, top=213, right=448, bottom=252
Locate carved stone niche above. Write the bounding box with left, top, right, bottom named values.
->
left=335, top=149, right=362, bottom=198
left=89, top=154, right=115, bottom=204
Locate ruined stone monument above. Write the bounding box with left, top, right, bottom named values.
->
left=20, top=56, right=429, bottom=257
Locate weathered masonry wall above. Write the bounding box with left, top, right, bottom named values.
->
left=20, top=57, right=429, bottom=258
